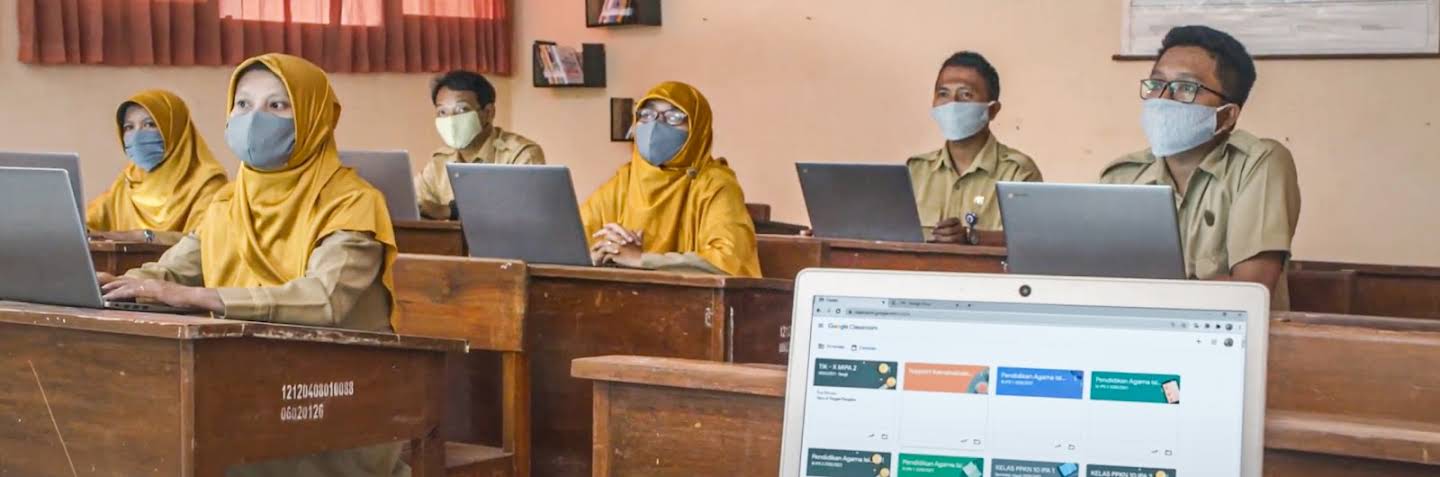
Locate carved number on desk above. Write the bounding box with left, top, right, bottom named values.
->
left=281, top=404, right=325, bottom=422
left=279, top=381, right=354, bottom=422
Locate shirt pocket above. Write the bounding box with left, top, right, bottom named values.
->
left=1192, top=251, right=1229, bottom=280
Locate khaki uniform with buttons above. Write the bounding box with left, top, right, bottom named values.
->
left=414, top=70, right=546, bottom=220
left=1101, top=26, right=1301, bottom=310
left=907, top=51, right=1042, bottom=243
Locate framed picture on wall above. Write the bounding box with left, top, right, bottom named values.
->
left=1119, top=0, right=1440, bottom=59
left=610, top=98, right=635, bottom=142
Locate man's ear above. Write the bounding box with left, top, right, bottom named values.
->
left=482, top=103, right=498, bottom=124
left=988, top=101, right=1002, bottom=121
left=1217, top=103, right=1241, bottom=134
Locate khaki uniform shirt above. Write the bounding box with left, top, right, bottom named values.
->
left=1101, top=130, right=1301, bottom=310
left=908, top=135, right=1042, bottom=233
left=125, top=230, right=405, bottom=477
left=414, top=126, right=545, bottom=219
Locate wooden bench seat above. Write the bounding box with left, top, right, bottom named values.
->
left=445, top=442, right=515, bottom=477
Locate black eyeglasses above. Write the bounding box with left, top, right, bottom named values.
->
left=636, top=108, right=688, bottom=127
left=1139, top=79, right=1232, bottom=104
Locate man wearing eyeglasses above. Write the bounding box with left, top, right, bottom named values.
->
left=908, top=51, right=1042, bottom=244
left=1102, top=25, right=1301, bottom=310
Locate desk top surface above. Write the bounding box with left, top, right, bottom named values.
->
left=393, top=219, right=464, bottom=231
left=396, top=253, right=792, bottom=291
left=1291, top=260, right=1440, bottom=279
left=758, top=234, right=1007, bottom=256
left=0, top=301, right=466, bottom=351
left=87, top=240, right=171, bottom=253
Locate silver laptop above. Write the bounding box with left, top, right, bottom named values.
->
left=998, top=182, right=1184, bottom=279
left=0, top=167, right=191, bottom=314
left=0, top=152, right=85, bottom=221
left=447, top=163, right=592, bottom=266
left=781, top=269, right=1269, bottom=476
left=796, top=163, right=925, bottom=243
left=339, top=150, right=421, bottom=221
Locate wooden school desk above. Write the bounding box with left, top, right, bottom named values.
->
left=524, top=264, right=793, bottom=477
left=390, top=255, right=533, bottom=477
left=386, top=254, right=794, bottom=477
left=89, top=240, right=168, bottom=276
left=394, top=219, right=467, bottom=256
left=0, top=301, right=463, bottom=477
left=1288, top=260, right=1440, bottom=320
left=756, top=234, right=1007, bottom=279
left=575, top=312, right=1440, bottom=477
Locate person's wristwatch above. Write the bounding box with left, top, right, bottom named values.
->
left=142, top=229, right=156, bottom=243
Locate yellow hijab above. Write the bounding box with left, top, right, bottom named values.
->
left=86, top=90, right=228, bottom=233
left=198, top=54, right=399, bottom=325
left=580, top=81, right=761, bottom=277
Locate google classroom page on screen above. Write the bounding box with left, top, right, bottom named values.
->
left=797, top=297, right=1248, bottom=477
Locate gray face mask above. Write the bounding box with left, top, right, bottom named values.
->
left=635, top=121, right=688, bottom=167
left=226, top=111, right=296, bottom=171
left=1141, top=99, right=1233, bottom=157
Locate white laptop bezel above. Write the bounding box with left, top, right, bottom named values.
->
left=779, top=269, right=1268, bottom=477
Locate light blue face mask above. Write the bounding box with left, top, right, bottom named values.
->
left=124, top=129, right=167, bottom=172
left=1141, top=99, right=1232, bottom=157
left=226, top=111, right=296, bottom=171
left=635, top=121, right=689, bottom=167
left=930, top=101, right=992, bottom=141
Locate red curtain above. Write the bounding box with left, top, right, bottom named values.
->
left=16, top=0, right=513, bottom=74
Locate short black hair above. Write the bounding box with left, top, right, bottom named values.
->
left=1157, top=25, right=1256, bottom=106
left=431, top=70, right=496, bottom=107
left=937, top=51, right=1001, bottom=102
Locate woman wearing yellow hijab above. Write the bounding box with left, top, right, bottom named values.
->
left=97, top=54, right=403, bottom=477
left=584, top=81, right=762, bottom=277
left=86, top=90, right=229, bottom=245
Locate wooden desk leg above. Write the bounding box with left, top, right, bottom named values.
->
left=503, top=353, right=532, bottom=477
left=196, top=459, right=231, bottom=477
left=410, top=430, right=445, bottom=477
left=415, top=348, right=448, bottom=477
left=591, top=382, right=611, bottom=477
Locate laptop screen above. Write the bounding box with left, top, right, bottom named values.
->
left=796, top=296, right=1248, bottom=477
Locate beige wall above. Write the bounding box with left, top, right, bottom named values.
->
left=0, top=5, right=513, bottom=200
left=3, top=1, right=1437, bottom=266
left=508, top=0, right=1440, bottom=267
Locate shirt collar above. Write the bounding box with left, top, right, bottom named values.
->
left=933, top=134, right=1000, bottom=176
left=1136, top=134, right=1235, bottom=186
left=449, top=126, right=500, bottom=163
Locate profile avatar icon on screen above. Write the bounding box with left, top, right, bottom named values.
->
left=967, top=368, right=990, bottom=394
left=877, top=363, right=891, bottom=375
left=1155, top=471, right=1168, bottom=477
left=882, top=376, right=898, bottom=389
left=1162, top=379, right=1181, bottom=404
left=877, top=468, right=891, bottom=477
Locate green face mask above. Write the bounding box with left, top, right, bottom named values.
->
left=435, top=111, right=484, bottom=149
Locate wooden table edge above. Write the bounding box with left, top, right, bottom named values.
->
left=1267, top=410, right=1440, bottom=466
left=0, top=302, right=467, bottom=352
left=572, top=355, right=787, bottom=397
left=529, top=264, right=793, bottom=291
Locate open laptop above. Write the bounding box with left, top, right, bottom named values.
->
left=447, top=163, right=592, bottom=266
left=998, top=182, right=1185, bottom=279
left=796, top=163, right=925, bottom=243
left=339, top=150, right=422, bottom=221
left=780, top=269, right=1268, bottom=477
left=0, top=152, right=85, bottom=221
left=0, top=167, right=191, bottom=313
